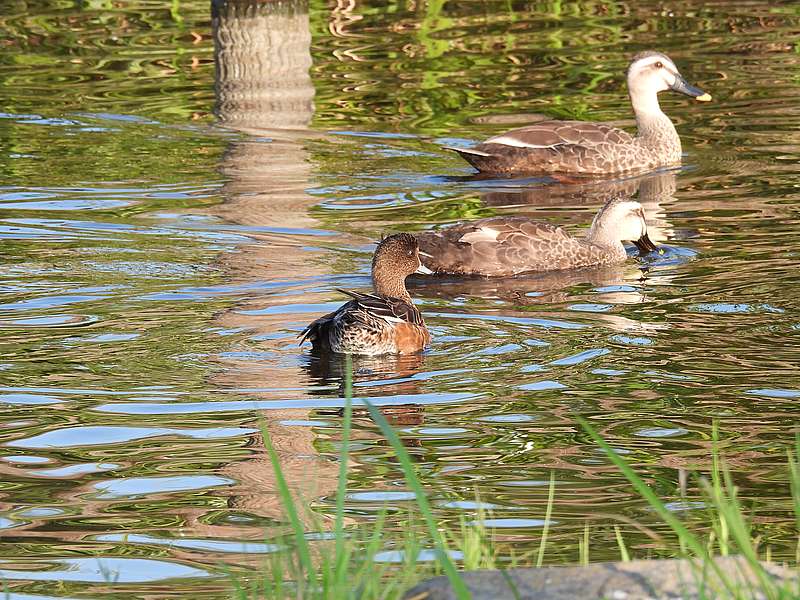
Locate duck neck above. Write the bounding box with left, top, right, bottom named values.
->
left=372, top=265, right=411, bottom=301
left=583, top=221, right=627, bottom=258
left=630, top=90, right=680, bottom=153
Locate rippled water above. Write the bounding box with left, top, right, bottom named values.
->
left=1, top=0, right=800, bottom=597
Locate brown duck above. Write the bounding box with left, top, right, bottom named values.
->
left=416, top=199, right=658, bottom=277
left=447, top=51, right=711, bottom=176
left=300, top=233, right=433, bottom=355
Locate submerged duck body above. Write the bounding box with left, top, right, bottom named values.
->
left=417, top=199, right=657, bottom=277
left=300, top=233, right=432, bottom=355
left=449, top=51, right=710, bottom=176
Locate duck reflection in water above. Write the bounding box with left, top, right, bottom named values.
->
left=303, top=352, right=428, bottom=427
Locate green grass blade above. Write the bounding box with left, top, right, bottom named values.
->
left=711, top=466, right=776, bottom=598
left=577, top=417, right=735, bottom=595
left=500, top=569, right=522, bottom=600
left=363, top=397, right=471, bottom=600
left=260, top=420, right=315, bottom=590
left=334, top=356, right=354, bottom=586
left=614, top=525, right=630, bottom=562
left=789, top=434, right=800, bottom=541
left=580, top=522, right=589, bottom=566
left=536, top=471, right=555, bottom=567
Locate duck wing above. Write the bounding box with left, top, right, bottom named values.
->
left=450, top=121, right=637, bottom=175
left=485, top=121, right=635, bottom=148
left=298, top=290, right=423, bottom=347
left=417, top=216, right=586, bottom=277
left=337, top=289, right=424, bottom=326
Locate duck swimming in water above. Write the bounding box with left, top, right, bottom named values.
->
left=447, top=51, right=710, bottom=176
left=416, top=199, right=658, bottom=277
left=300, top=233, right=433, bottom=355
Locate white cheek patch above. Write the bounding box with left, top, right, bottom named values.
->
left=459, top=227, right=500, bottom=244
left=486, top=136, right=558, bottom=149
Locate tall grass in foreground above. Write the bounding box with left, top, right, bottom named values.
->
left=579, top=419, right=800, bottom=600
left=230, top=365, right=799, bottom=599
left=230, top=359, right=497, bottom=600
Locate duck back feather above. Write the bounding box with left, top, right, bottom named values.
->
left=300, top=290, right=429, bottom=355
left=418, top=216, right=614, bottom=277
left=457, top=122, right=643, bottom=176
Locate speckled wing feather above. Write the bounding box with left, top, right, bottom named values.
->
left=337, top=289, right=424, bottom=326
left=417, top=216, right=592, bottom=277
left=487, top=121, right=635, bottom=148
left=455, top=121, right=647, bottom=175
left=299, top=289, right=426, bottom=354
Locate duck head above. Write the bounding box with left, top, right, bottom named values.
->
left=589, top=199, right=658, bottom=255
left=372, top=233, right=431, bottom=297
left=627, top=51, right=710, bottom=114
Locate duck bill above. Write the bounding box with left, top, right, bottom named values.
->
left=670, top=74, right=711, bottom=102
left=633, top=232, right=658, bottom=254
left=416, top=262, right=433, bottom=275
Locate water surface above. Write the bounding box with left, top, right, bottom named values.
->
left=1, top=0, right=799, bottom=597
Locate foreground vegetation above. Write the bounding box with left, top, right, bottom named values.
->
left=230, top=364, right=800, bottom=599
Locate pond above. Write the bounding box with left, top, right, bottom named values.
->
left=1, top=0, right=799, bottom=597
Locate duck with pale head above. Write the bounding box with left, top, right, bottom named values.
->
left=416, top=199, right=659, bottom=278
left=446, top=51, right=711, bottom=176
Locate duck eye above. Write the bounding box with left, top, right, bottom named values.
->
left=655, top=61, right=663, bottom=69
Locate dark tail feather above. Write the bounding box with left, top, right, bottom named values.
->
left=298, top=323, right=314, bottom=346
left=442, top=146, right=495, bottom=172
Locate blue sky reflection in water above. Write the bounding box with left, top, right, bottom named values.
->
left=0, top=0, right=799, bottom=597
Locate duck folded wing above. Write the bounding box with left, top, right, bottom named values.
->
left=457, top=122, right=637, bottom=175
left=482, top=121, right=634, bottom=149
left=417, top=217, right=581, bottom=277
left=337, top=289, right=424, bottom=326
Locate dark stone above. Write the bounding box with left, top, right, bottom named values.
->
left=403, top=556, right=797, bottom=600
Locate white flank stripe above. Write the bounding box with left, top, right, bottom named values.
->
left=459, top=227, right=500, bottom=244
left=486, top=136, right=557, bottom=149
left=443, top=146, right=492, bottom=157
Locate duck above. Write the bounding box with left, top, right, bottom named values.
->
left=446, top=51, right=711, bottom=176
left=416, top=199, right=658, bottom=277
left=300, top=233, right=433, bottom=355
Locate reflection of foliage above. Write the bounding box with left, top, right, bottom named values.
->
left=417, top=0, right=452, bottom=60
left=309, top=194, right=493, bottom=238
left=0, top=0, right=214, bottom=121
left=308, top=0, right=636, bottom=134
left=0, top=115, right=225, bottom=186
left=309, top=0, right=800, bottom=137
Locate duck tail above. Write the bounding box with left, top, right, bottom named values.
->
left=442, top=146, right=492, bottom=158
left=443, top=146, right=498, bottom=172
left=298, top=323, right=315, bottom=345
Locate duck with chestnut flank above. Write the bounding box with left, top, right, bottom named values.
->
left=300, top=233, right=433, bottom=355
left=416, top=199, right=658, bottom=277
left=446, top=51, right=710, bottom=176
